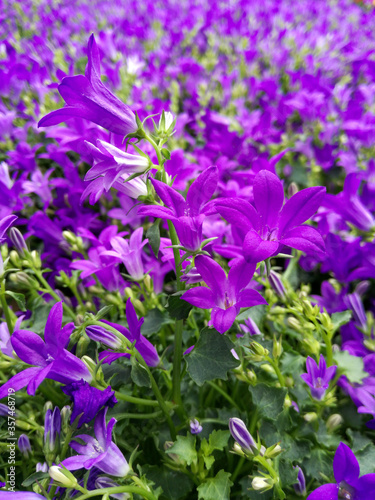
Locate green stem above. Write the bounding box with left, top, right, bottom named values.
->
left=75, top=485, right=157, bottom=500
left=115, top=410, right=163, bottom=421
left=172, top=318, right=184, bottom=410
left=323, top=331, right=333, bottom=366
left=167, top=221, right=184, bottom=289
left=114, top=392, right=161, bottom=407
left=266, top=357, right=286, bottom=387
left=255, top=456, right=285, bottom=500
left=35, top=271, right=76, bottom=320
left=207, top=381, right=242, bottom=412
left=0, top=279, right=13, bottom=334
left=231, top=456, right=245, bottom=482
left=145, top=134, right=164, bottom=167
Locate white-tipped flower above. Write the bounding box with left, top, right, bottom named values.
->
left=229, top=418, right=256, bottom=452
left=49, top=466, right=78, bottom=488
left=252, top=476, right=273, bottom=491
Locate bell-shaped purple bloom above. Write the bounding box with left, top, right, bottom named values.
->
left=62, top=407, right=129, bottom=477
left=300, top=355, right=337, bottom=401
left=38, top=34, right=137, bottom=136
left=0, top=303, right=91, bottom=399
left=229, top=417, right=256, bottom=452
left=182, top=255, right=267, bottom=334
left=215, top=170, right=326, bottom=263
left=293, top=466, right=306, bottom=496
left=307, top=442, right=375, bottom=499
left=61, top=380, right=117, bottom=428
left=138, top=167, right=218, bottom=251
left=98, top=298, right=159, bottom=367
left=0, top=214, right=17, bottom=244
left=18, top=434, right=32, bottom=458
left=190, top=419, right=203, bottom=435
left=44, top=407, right=61, bottom=452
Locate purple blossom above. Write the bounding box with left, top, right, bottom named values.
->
left=0, top=303, right=91, bottom=399
left=300, top=355, right=337, bottom=401
left=62, top=407, right=129, bottom=477
left=138, top=167, right=218, bottom=251
left=215, top=170, right=326, bottom=263
left=39, top=35, right=137, bottom=136
left=98, top=298, right=159, bottom=367
left=307, top=442, right=375, bottom=499
left=293, top=466, right=306, bottom=496
left=190, top=419, right=203, bottom=434
left=229, top=417, right=256, bottom=452
left=61, top=380, right=117, bottom=428
left=182, top=255, right=267, bottom=334
left=18, top=434, right=32, bottom=458
left=0, top=214, right=17, bottom=244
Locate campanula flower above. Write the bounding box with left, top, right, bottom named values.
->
left=39, top=34, right=137, bottom=136
left=182, top=255, right=267, bottom=334
left=18, top=434, right=32, bottom=458
left=0, top=303, right=91, bottom=399
left=216, top=170, right=326, bottom=263
left=61, top=380, right=117, bottom=428
left=307, top=442, right=375, bottom=499
left=44, top=407, right=61, bottom=454
left=293, top=466, right=306, bottom=496
left=300, top=355, right=337, bottom=401
left=190, top=419, right=203, bottom=435
left=62, top=407, right=129, bottom=477
left=139, top=167, right=218, bottom=251
left=229, top=417, right=256, bottom=452
left=0, top=214, right=17, bottom=244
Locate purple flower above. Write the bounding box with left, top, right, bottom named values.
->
left=307, top=442, right=375, bottom=499
left=190, top=419, right=203, bottom=434
left=44, top=407, right=61, bottom=453
left=293, top=466, right=306, bottom=496
left=182, top=255, right=267, bottom=334
left=61, top=380, right=117, bottom=428
left=62, top=407, right=129, bottom=477
left=300, top=355, right=337, bottom=401
left=98, top=298, right=159, bottom=367
left=229, top=417, right=256, bottom=452
left=215, top=170, right=326, bottom=263
left=356, top=387, right=375, bottom=429
left=0, top=214, right=17, bottom=244
left=18, top=434, right=32, bottom=458
left=0, top=303, right=91, bottom=399
left=139, top=167, right=218, bottom=251
left=38, top=34, right=137, bottom=136
left=0, top=494, right=45, bottom=499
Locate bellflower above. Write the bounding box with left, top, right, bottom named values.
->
left=301, top=355, right=337, bottom=401
left=44, top=407, right=61, bottom=453
left=190, top=419, right=203, bottom=435
left=62, top=407, right=129, bottom=477
left=84, top=139, right=150, bottom=191
left=182, top=255, right=267, bottom=334
left=307, top=442, right=375, bottom=499
left=99, top=298, right=159, bottom=367
left=0, top=302, right=91, bottom=399
left=229, top=417, right=256, bottom=452
left=39, top=34, right=137, bottom=136
left=215, top=170, right=326, bottom=263
left=61, top=380, right=117, bottom=428
left=138, top=166, right=218, bottom=251
left=0, top=214, right=17, bottom=244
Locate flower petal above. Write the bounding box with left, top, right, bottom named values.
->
left=215, top=198, right=261, bottom=235
left=186, top=166, right=218, bottom=215
left=237, top=289, right=268, bottom=308
left=253, top=170, right=284, bottom=228
left=279, top=225, right=325, bottom=256
left=150, top=179, right=186, bottom=217
left=333, top=442, right=360, bottom=484
left=194, top=255, right=227, bottom=302
left=243, top=229, right=279, bottom=263
left=211, top=306, right=237, bottom=334
left=182, top=287, right=216, bottom=309
left=0, top=367, right=41, bottom=399
left=11, top=330, right=47, bottom=366
left=306, top=483, right=339, bottom=500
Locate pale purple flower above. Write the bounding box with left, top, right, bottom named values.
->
left=229, top=417, right=256, bottom=452
left=300, top=355, right=337, bottom=401
left=190, top=419, right=203, bottom=435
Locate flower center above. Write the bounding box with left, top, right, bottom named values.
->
left=316, top=377, right=323, bottom=388
left=224, top=292, right=234, bottom=309
left=338, top=481, right=355, bottom=500
left=46, top=354, right=54, bottom=363
left=260, top=225, right=278, bottom=241
left=93, top=440, right=104, bottom=454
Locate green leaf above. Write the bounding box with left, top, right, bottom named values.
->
left=201, top=430, right=230, bottom=457
left=249, top=384, right=287, bottom=421
left=130, top=357, right=151, bottom=388
left=331, top=310, right=352, bottom=330
left=142, top=466, right=193, bottom=500
left=186, top=328, right=239, bottom=386
left=167, top=295, right=193, bottom=320
left=203, top=455, right=215, bottom=470
left=347, top=429, right=372, bottom=453
left=95, top=305, right=114, bottom=320
left=161, top=148, right=171, bottom=160
left=304, top=449, right=333, bottom=479
left=236, top=304, right=266, bottom=325
left=5, top=291, right=26, bottom=311
left=197, top=470, right=233, bottom=500
left=165, top=435, right=197, bottom=466
left=280, top=351, right=305, bottom=376
left=279, top=458, right=299, bottom=488
left=22, top=471, right=50, bottom=487
left=333, top=350, right=367, bottom=384
left=146, top=220, right=161, bottom=258
left=355, top=444, right=375, bottom=474
left=141, top=308, right=173, bottom=336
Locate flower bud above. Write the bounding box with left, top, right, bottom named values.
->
left=229, top=418, right=256, bottom=453
left=9, top=228, right=28, bottom=255
left=304, top=412, right=317, bottom=423
left=30, top=250, right=42, bottom=270
left=269, top=271, right=286, bottom=299
left=326, top=413, right=343, bottom=432
left=86, top=324, right=123, bottom=349
left=248, top=342, right=269, bottom=361
left=44, top=407, right=61, bottom=458
left=61, top=405, right=72, bottom=434
left=18, top=434, right=32, bottom=458
left=252, top=476, right=273, bottom=492
left=36, top=462, right=48, bottom=473
left=272, top=335, right=283, bottom=359
left=265, top=443, right=282, bottom=458
left=293, top=466, right=306, bottom=496
left=49, top=466, right=78, bottom=488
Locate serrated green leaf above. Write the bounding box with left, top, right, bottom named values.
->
left=131, top=357, right=151, bottom=387
left=166, top=435, right=197, bottom=466
left=236, top=305, right=266, bottom=324
left=197, top=470, right=233, bottom=500
left=355, top=444, right=375, bottom=474
left=331, top=310, right=352, bottom=330
left=203, top=455, right=215, bottom=470
left=347, top=429, right=372, bottom=453
left=333, top=350, right=367, bottom=384
left=249, top=384, right=287, bottom=420
left=146, top=219, right=161, bottom=258
left=304, top=449, right=333, bottom=479
left=141, top=308, right=173, bottom=336
left=186, top=328, right=239, bottom=386
left=142, top=465, right=193, bottom=500
left=5, top=291, right=26, bottom=311
left=167, top=295, right=193, bottom=320
left=279, top=458, right=299, bottom=488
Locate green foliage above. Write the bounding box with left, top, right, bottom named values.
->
left=249, top=384, right=287, bottom=421
left=165, top=434, right=198, bottom=466
left=146, top=219, right=161, bottom=258
left=197, top=470, right=233, bottom=500
left=167, top=295, right=193, bottom=320
left=333, top=350, right=367, bottom=384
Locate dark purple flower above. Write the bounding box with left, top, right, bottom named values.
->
left=216, top=170, right=326, bottom=263
left=138, top=167, right=218, bottom=251
left=61, top=380, right=117, bottom=428
left=301, top=355, right=337, bottom=401
left=0, top=303, right=91, bottom=399
left=307, top=442, right=375, bottom=499
left=182, top=255, right=267, bottom=334
left=293, top=466, right=306, bottom=496
left=62, top=407, right=129, bottom=477
left=38, top=35, right=137, bottom=136
left=98, top=298, right=159, bottom=367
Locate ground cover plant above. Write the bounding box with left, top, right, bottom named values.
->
left=1, top=0, right=375, bottom=498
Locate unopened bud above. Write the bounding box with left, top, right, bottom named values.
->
left=229, top=418, right=256, bottom=453
left=86, top=324, right=123, bottom=349
left=9, top=228, right=28, bottom=255
left=326, top=413, right=343, bottom=432
left=18, top=434, right=32, bottom=458
left=265, top=443, right=282, bottom=458
left=30, top=250, right=42, bottom=270
left=304, top=412, right=318, bottom=423
left=288, top=182, right=299, bottom=197
left=49, top=466, right=78, bottom=488
left=248, top=341, right=269, bottom=361
left=272, top=335, right=283, bottom=359
left=287, top=317, right=301, bottom=331
left=252, top=476, right=273, bottom=492
left=269, top=271, right=286, bottom=299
